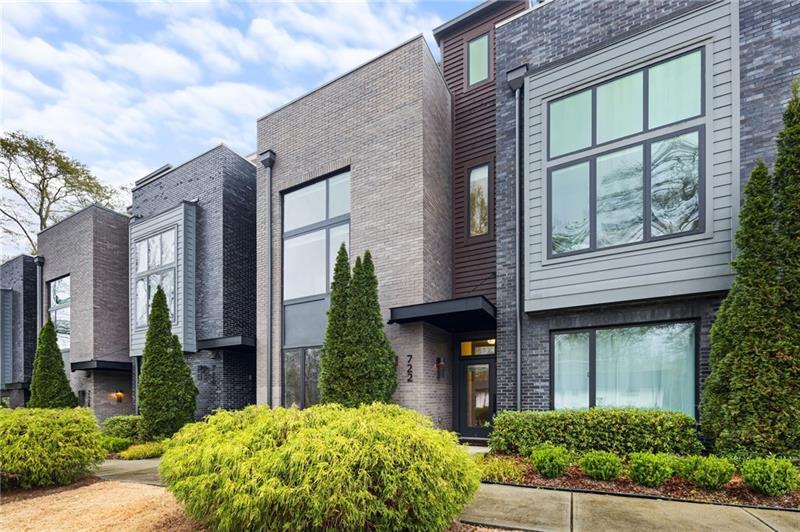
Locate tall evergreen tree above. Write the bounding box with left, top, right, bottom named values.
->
left=28, top=319, right=78, bottom=408
left=319, top=243, right=351, bottom=403
left=701, top=79, right=800, bottom=454
left=138, top=287, right=197, bottom=440
left=344, top=251, right=396, bottom=406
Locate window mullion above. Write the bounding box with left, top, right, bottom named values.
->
left=589, top=159, right=597, bottom=251
left=589, top=330, right=596, bottom=408
left=643, top=139, right=652, bottom=241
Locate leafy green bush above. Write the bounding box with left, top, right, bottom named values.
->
left=118, top=441, right=164, bottom=460
left=531, top=445, right=570, bottom=479
left=102, top=415, right=142, bottom=441
left=490, top=408, right=702, bottom=456
left=669, top=454, right=703, bottom=479
left=741, top=458, right=800, bottom=497
left=0, top=408, right=105, bottom=488
left=476, top=454, right=525, bottom=483
left=691, top=456, right=735, bottom=490
left=161, top=403, right=480, bottom=531
left=578, top=451, right=622, bottom=481
left=101, top=435, right=132, bottom=453
left=628, top=453, right=673, bottom=487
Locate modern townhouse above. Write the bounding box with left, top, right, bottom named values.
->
left=36, top=204, right=133, bottom=421
left=0, top=255, right=37, bottom=407
left=491, top=0, right=799, bottom=422
left=128, top=144, right=257, bottom=418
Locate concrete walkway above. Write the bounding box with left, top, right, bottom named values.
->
left=460, top=483, right=800, bottom=532
left=93, top=459, right=800, bottom=531
left=95, top=458, right=162, bottom=486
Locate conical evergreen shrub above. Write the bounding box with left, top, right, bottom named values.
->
left=319, top=243, right=351, bottom=403
left=28, top=319, right=78, bottom=408
left=138, top=287, right=197, bottom=440
left=701, top=79, right=800, bottom=454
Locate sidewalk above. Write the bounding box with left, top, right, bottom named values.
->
left=460, top=483, right=800, bottom=532
left=95, top=458, right=162, bottom=486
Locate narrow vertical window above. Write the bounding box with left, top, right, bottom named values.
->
left=553, top=332, right=590, bottom=409
left=468, top=164, right=490, bottom=237
left=48, top=276, right=70, bottom=351
left=467, top=33, right=489, bottom=86
left=550, top=162, right=590, bottom=254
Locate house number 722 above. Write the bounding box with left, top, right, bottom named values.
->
left=407, top=355, right=413, bottom=383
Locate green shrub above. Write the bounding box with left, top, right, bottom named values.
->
left=490, top=408, right=702, bottom=456
left=160, top=403, right=480, bottom=531
left=102, top=415, right=142, bottom=441
left=138, top=287, right=197, bottom=440
left=628, top=453, right=673, bottom=487
left=670, top=454, right=703, bottom=479
left=118, top=441, right=164, bottom=460
left=531, top=445, right=570, bottom=479
left=691, top=456, right=735, bottom=490
left=101, top=435, right=132, bottom=453
left=28, top=320, right=78, bottom=408
left=476, top=454, right=525, bottom=483
left=578, top=451, right=622, bottom=481
left=741, top=458, right=800, bottom=497
left=0, top=408, right=105, bottom=488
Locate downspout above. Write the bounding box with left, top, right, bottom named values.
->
left=507, top=64, right=528, bottom=411
left=258, top=150, right=276, bottom=407
left=34, top=256, right=44, bottom=331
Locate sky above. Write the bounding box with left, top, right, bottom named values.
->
left=0, top=0, right=481, bottom=256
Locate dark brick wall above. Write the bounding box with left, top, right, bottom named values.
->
left=0, top=255, right=36, bottom=405
left=493, top=0, right=800, bottom=411
left=187, top=349, right=255, bottom=418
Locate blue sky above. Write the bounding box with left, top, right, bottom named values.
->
left=1, top=0, right=478, bottom=195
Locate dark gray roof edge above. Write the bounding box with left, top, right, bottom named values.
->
left=129, top=199, right=197, bottom=226
left=37, top=203, right=128, bottom=237
left=257, top=34, right=427, bottom=123
left=132, top=143, right=251, bottom=191
left=0, top=254, right=35, bottom=267
left=432, top=0, right=524, bottom=42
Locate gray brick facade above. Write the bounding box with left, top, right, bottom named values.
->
left=37, top=205, right=133, bottom=420
left=131, top=145, right=258, bottom=418
left=493, top=0, right=800, bottom=411
left=0, top=255, right=37, bottom=407
left=255, top=36, right=454, bottom=427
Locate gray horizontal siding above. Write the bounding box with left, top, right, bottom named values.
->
left=129, top=202, right=196, bottom=356
left=524, top=0, right=737, bottom=312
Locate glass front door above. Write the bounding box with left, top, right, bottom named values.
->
left=457, top=338, right=496, bottom=439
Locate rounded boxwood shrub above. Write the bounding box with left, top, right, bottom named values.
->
left=741, top=458, right=800, bottom=497
left=670, top=454, right=703, bottom=480
left=160, top=403, right=480, bottom=531
left=530, top=444, right=571, bottom=478
left=102, top=415, right=142, bottom=441
left=629, top=453, right=673, bottom=487
left=101, top=435, right=132, bottom=453
left=691, top=456, right=735, bottom=490
left=490, top=408, right=702, bottom=456
left=579, top=451, right=623, bottom=481
left=0, top=408, right=105, bottom=489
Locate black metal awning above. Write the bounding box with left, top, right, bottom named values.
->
left=388, top=296, right=496, bottom=333
left=196, top=336, right=255, bottom=351
left=71, top=360, right=132, bottom=372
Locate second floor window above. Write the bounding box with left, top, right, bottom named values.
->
left=469, top=164, right=490, bottom=237
left=467, top=33, right=489, bottom=86
left=547, top=48, right=704, bottom=257
left=48, top=276, right=70, bottom=351
left=134, top=228, right=176, bottom=326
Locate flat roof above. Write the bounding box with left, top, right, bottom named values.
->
left=37, top=203, right=127, bottom=237
left=432, top=1, right=528, bottom=43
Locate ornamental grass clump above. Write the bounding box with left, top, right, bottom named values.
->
left=0, top=408, right=105, bottom=489
left=477, top=454, right=525, bottom=483
left=530, top=444, right=571, bottom=478
left=628, top=453, right=673, bottom=487
left=578, top=451, right=623, bottom=481
left=160, top=403, right=480, bottom=531
left=118, top=441, right=164, bottom=460
left=741, top=458, right=800, bottom=497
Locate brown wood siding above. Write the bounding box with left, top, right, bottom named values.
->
left=441, top=1, right=527, bottom=304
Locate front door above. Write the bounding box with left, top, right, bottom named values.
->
left=456, top=337, right=496, bottom=439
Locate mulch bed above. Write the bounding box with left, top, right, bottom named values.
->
left=495, top=454, right=800, bottom=510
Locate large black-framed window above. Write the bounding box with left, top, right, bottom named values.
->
left=550, top=321, right=698, bottom=418
left=282, top=169, right=350, bottom=408
left=133, top=227, right=177, bottom=327
left=48, top=276, right=70, bottom=352
left=546, top=47, right=705, bottom=258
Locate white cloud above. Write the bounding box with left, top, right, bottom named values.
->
left=106, top=42, right=201, bottom=84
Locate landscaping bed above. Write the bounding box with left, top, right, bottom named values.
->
left=485, top=454, right=800, bottom=510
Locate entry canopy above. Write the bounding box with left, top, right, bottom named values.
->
left=388, top=296, right=496, bottom=333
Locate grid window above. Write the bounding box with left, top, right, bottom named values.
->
left=134, top=228, right=177, bottom=326
left=48, top=276, right=70, bottom=351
